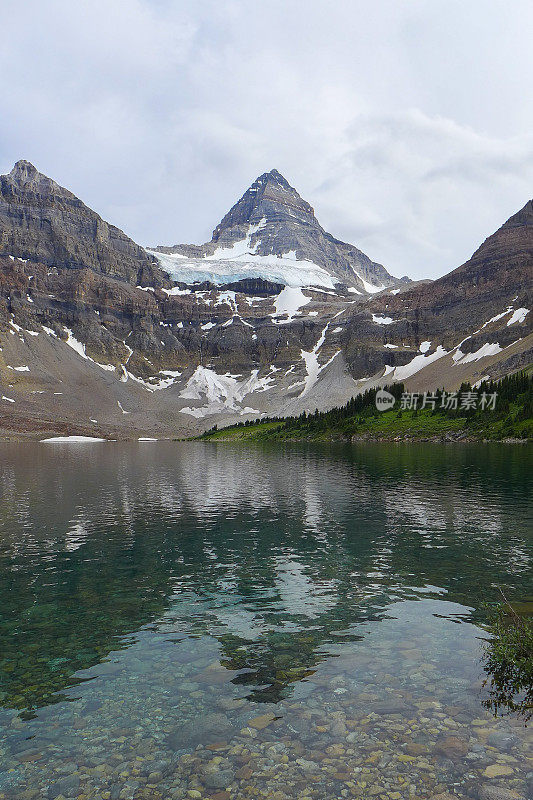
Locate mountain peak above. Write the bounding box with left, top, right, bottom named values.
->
left=153, top=170, right=400, bottom=292
left=0, top=160, right=164, bottom=286
left=211, top=169, right=315, bottom=243
left=11, top=159, right=38, bottom=177
left=9, top=160, right=43, bottom=185
left=5, top=160, right=68, bottom=197
left=502, top=198, right=533, bottom=229
left=257, top=168, right=290, bottom=187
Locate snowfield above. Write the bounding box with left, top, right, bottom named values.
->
left=388, top=346, right=449, bottom=381
left=372, top=314, right=394, bottom=325
left=453, top=342, right=503, bottom=364
left=507, top=307, right=529, bottom=326
left=299, top=325, right=341, bottom=398
left=179, top=366, right=274, bottom=418
left=272, top=286, right=311, bottom=322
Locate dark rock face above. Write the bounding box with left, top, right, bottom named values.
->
left=221, top=277, right=285, bottom=296
left=0, top=161, right=164, bottom=287
left=155, top=169, right=403, bottom=292
left=0, top=252, right=322, bottom=375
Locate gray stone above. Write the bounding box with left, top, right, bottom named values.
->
left=478, top=786, right=525, bottom=800
left=486, top=731, right=518, bottom=752
left=370, top=699, right=411, bottom=715
left=202, top=759, right=235, bottom=789
left=296, top=758, right=320, bottom=773
left=166, top=712, right=234, bottom=750
left=48, top=774, right=80, bottom=798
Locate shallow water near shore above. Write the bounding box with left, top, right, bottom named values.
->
left=0, top=441, right=531, bottom=800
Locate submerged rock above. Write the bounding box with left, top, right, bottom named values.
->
left=482, top=764, right=515, bottom=778
left=166, top=712, right=234, bottom=750
left=478, top=786, right=525, bottom=800
left=434, top=735, right=469, bottom=759
left=202, top=757, right=235, bottom=789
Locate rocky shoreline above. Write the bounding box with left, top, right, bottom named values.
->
left=199, top=433, right=531, bottom=445
left=3, top=643, right=530, bottom=800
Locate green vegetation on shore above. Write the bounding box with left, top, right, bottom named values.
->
left=482, top=596, right=533, bottom=722
left=199, top=371, right=533, bottom=442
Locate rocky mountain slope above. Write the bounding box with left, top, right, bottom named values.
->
left=151, top=169, right=407, bottom=293
left=357, top=198, right=533, bottom=389
left=0, top=161, right=530, bottom=440
left=0, top=160, right=164, bottom=287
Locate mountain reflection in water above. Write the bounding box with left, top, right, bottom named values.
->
left=0, top=441, right=530, bottom=714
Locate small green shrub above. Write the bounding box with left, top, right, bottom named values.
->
left=482, top=597, right=533, bottom=723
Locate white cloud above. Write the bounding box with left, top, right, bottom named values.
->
left=0, top=0, right=532, bottom=280
left=313, top=110, right=533, bottom=278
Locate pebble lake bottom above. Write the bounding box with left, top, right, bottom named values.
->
left=0, top=441, right=531, bottom=800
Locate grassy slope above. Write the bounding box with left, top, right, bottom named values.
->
left=200, top=421, right=285, bottom=441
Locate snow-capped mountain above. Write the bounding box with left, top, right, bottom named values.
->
left=0, top=160, right=530, bottom=440
left=150, top=169, right=407, bottom=293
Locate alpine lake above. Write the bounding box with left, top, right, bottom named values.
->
left=0, top=441, right=531, bottom=800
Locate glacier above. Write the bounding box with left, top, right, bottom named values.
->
left=149, top=249, right=337, bottom=289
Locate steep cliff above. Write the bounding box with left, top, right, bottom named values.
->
left=0, top=161, right=164, bottom=286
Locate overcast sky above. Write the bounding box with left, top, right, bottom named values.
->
left=1, top=0, right=532, bottom=280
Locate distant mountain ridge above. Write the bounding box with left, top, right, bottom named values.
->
left=152, top=169, right=407, bottom=292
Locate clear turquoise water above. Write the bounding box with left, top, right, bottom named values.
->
left=0, top=442, right=531, bottom=799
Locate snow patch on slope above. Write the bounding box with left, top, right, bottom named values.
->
left=272, top=286, right=310, bottom=322
left=63, top=328, right=115, bottom=372
left=389, top=346, right=449, bottom=381
left=299, top=325, right=341, bottom=398
left=64, top=328, right=89, bottom=360
left=179, top=366, right=274, bottom=418
left=480, top=307, right=512, bottom=329
left=372, top=313, right=393, bottom=325
left=454, top=342, right=503, bottom=364
left=477, top=306, right=529, bottom=331
left=507, top=307, right=529, bottom=326
left=359, top=276, right=386, bottom=294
